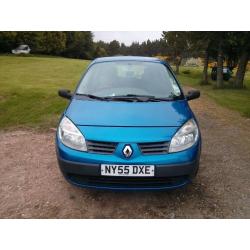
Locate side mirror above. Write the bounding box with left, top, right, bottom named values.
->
left=186, top=90, right=200, bottom=101
left=58, top=89, right=72, bottom=100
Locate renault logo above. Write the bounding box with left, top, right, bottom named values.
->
left=123, top=145, right=133, bottom=158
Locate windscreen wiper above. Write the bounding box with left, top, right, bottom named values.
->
left=75, top=93, right=109, bottom=101
left=106, top=94, right=156, bottom=102
left=76, top=93, right=182, bottom=102
left=76, top=93, right=137, bottom=102
left=144, top=96, right=182, bottom=102
left=109, top=94, right=180, bottom=102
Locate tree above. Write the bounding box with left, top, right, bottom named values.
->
left=127, top=42, right=141, bottom=55
left=108, top=40, right=120, bottom=55
left=216, top=33, right=225, bottom=88
left=235, top=51, right=249, bottom=88
left=63, top=32, right=94, bottom=59
left=93, top=38, right=170, bottom=57
left=15, top=32, right=43, bottom=52
left=0, top=32, right=17, bottom=52
left=94, top=45, right=108, bottom=58
left=40, top=32, right=66, bottom=55
left=15, top=32, right=67, bottom=55
left=233, top=32, right=250, bottom=88
left=162, top=31, right=191, bottom=74
left=188, top=32, right=216, bottom=85
left=0, top=32, right=44, bottom=53
left=119, top=43, right=127, bottom=55
left=0, top=31, right=95, bottom=59
left=187, top=31, right=250, bottom=88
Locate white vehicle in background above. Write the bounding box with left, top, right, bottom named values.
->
left=12, top=45, right=31, bottom=54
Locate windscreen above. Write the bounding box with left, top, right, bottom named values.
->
left=76, top=61, right=182, bottom=98
left=17, top=45, right=28, bottom=50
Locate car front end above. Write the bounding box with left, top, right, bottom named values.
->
left=56, top=56, right=201, bottom=191
left=56, top=130, right=201, bottom=191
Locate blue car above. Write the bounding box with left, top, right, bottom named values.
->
left=56, top=56, right=201, bottom=191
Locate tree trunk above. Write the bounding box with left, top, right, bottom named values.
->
left=175, top=56, right=182, bottom=74
left=202, top=50, right=209, bottom=84
left=234, top=50, right=249, bottom=88
left=175, top=63, right=180, bottom=74
left=216, top=43, right=224, bottom=88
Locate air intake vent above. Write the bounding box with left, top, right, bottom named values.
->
left=139, top=141, right=169, bottom=155
left=86, top=140, right=117, bottom=154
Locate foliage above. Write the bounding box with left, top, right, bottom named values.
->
left=94, top=38, right=170, bottom=57
left=41, top=32, right=66, bottom=55
left=94, top=45, right=108, bottom=58
left=162, top=32, right=192, bottom=74
left=182, top=70, right=191, bottom=74
left=1, top=31, right=250, bottom=93
left=0, top=31, right=94, bottom=59
left=170, top=31, right=250, bottom=88
left=177, top=65, right=250, bottom=117
left=162, top=31, right=191, bottom=57
left=0, top=32, right=17, bottom=52
left=63, top=32, right=94, bottom=59
left=107, top=40, right=120, bottom=55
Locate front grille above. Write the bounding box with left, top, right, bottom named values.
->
left=139, top=141, right=169, bottom=155
left=86, top=140, right=117, bottom=154
left=68, top=174, right=189, bottom=188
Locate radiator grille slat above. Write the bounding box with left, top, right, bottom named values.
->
left=86, top=140, right=169, bottom=155
left=86, top=140, right=117, bottom=154
left=139, top=141, right=169, bottom=155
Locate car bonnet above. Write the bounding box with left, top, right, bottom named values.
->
left=65, top=99, right=192, bottom=127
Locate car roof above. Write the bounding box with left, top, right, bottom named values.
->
left=92, top=56, right=163, bottom=64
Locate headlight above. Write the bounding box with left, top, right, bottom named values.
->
left=58, top=116, right=87, bottom=151
left=169, top=118, right=199, bottom=153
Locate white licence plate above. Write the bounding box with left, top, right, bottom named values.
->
left=101, top=164, right=155, bottom=177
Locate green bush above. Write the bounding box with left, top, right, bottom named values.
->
left=182, top=70, right=191, bottom=74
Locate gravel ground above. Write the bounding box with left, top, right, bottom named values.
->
left=0, top=92, right=250, bottom=218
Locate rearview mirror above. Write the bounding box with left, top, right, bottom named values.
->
left=186, top=90, right=200, bottom=101
left=58, top=89, right=72, bottom=100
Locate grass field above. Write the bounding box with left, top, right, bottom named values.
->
left=0, top=55, right=90, bottom=129
left=0, top=55, right=249, bottom=130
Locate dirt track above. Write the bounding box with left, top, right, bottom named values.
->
left=0, top=91, right=250, bottom=218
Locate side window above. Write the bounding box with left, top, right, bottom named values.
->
left=171, top=79, right=181, bottom=96
left=168, top=72, right=181, bottom=96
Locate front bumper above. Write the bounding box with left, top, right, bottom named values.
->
left=56, top=137, right=201, bottom=191
left=57, top=156, right=199, bottom=190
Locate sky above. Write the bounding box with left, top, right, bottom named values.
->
left=93, top=31, right=162, bottom=45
